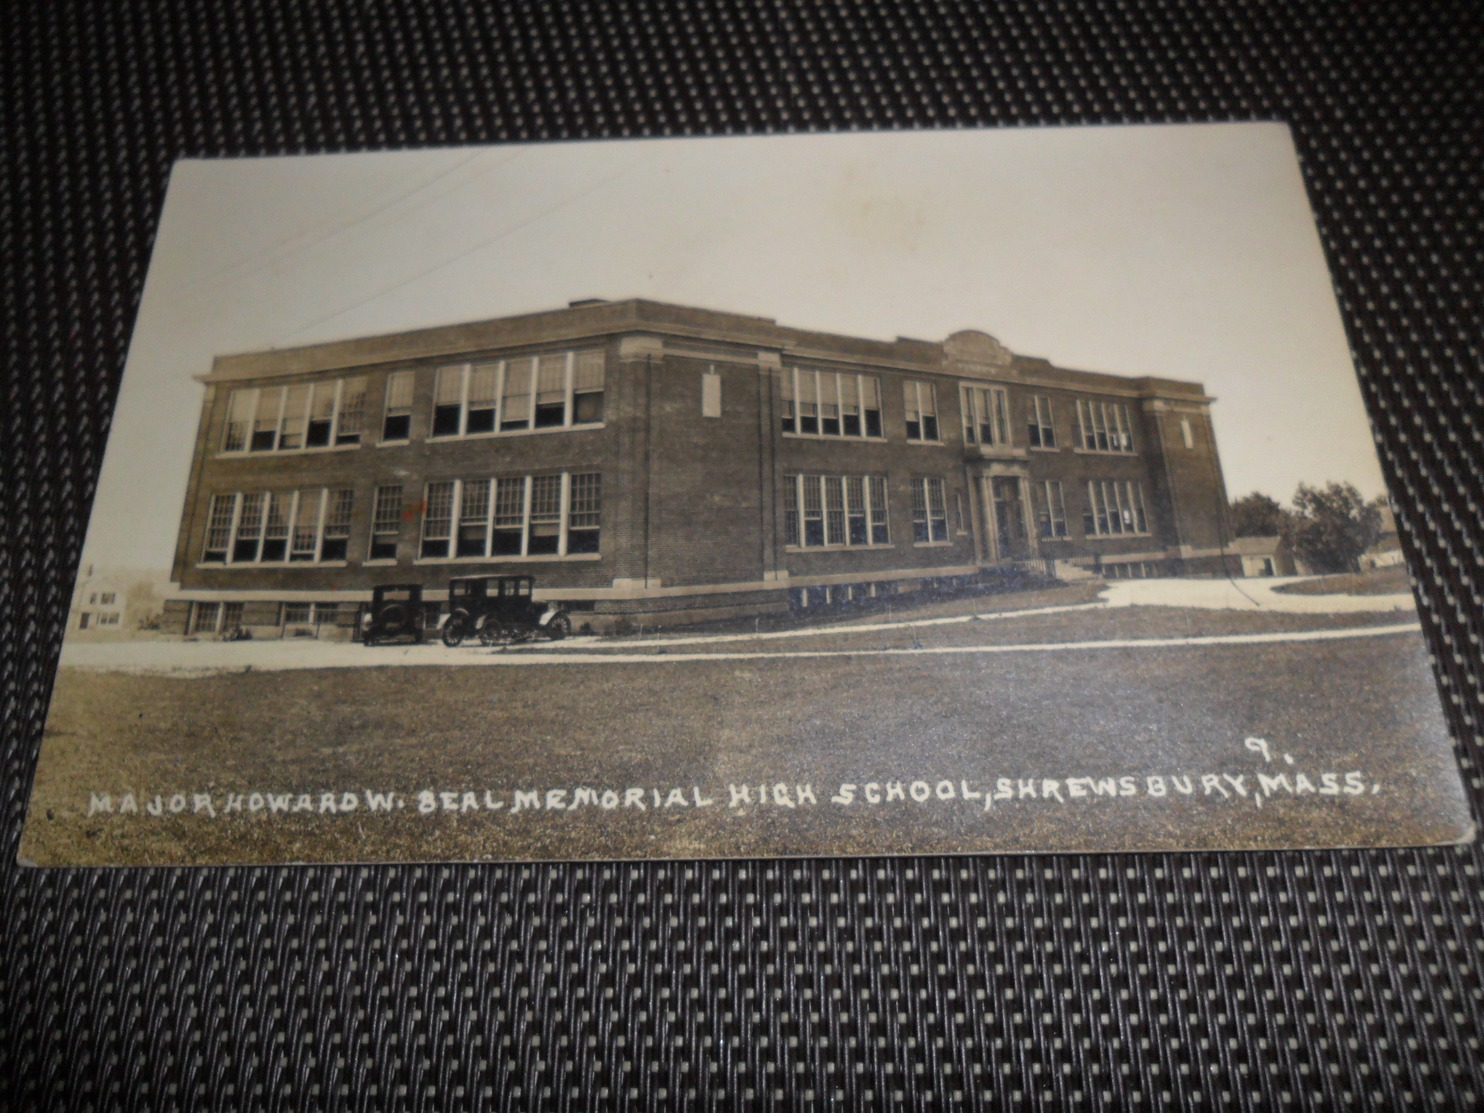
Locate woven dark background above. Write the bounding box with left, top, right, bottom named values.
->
left=5, top=0, right=1483, bottom=1107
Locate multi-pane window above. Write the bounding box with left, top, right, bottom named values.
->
left=222, top=377, right=367, bottom=454
left=782, top=475, right=890, bottom=548
left=335, top=379, right=365, bottom=446
left=307, top=383, right=336, bottom=446
left=466, top=364, right=498, bottom=434
left=1027, top=395, right=1057, bottom=448
left=251, top=391, right=280, bottom=452
left=781, top=369, right=883, bottom=438
left=234, top=493, right=265, bottom=562
left=567, top=473, right=602, bottom=554
left=382, top=371, right=414, bottom=441
left=420, top=482, right=455, bottom=559
left=1076, top=400, right=1136, bottom=453
left=262, top=494, right=290, bottom=561
left=419, top=473, right=601, bottom=559
left=492, top=478, right=525, bottom=556
left=845, top=477, right=867, bottom=544
left=370, top=485, right=402, bottom=559
left=903, top=381, right=940, bottom=441
left=190, top=602, right=222, bottom=635
left=456, top=479, right=492, bottom=557
left=283, top=603, right=314, bottom=626
left=201, top=489, right=354, bottom=564
left=528, top=474, right=563, bottom=553
left=534, top=356, right=567, bottom=428
left=291, top=489, right=323, bottom=561
left=859, top=378, right=882, bottom=438
left=823, top=477, right=845, bottom=544
left=432, top=363, right=501, bottom=437
left=421, top=350, right=605, bottom=436
left=282, top=603, right=339, bottom=628
left=1034, top=480, right=1069, bottom=538
left=910, top=478, right=950, bottom=543
left=868, top=477, right=889, bottom=544
left=321, top=488, right=354, bottom=560
left=801, top=474, right=824, bottom=545
left=203, top=495, right=237, bottom=563
left=279, top=385, right=309, bottom=450
left=501, top=358, right=534, bottom=431
left=1081, top=479, right=1150, bottom=537
left=961, top=385, right=1012, bottom=447
left=573, top=351, right=605, bottom=423
left=432, top=366, right=464, bottom=436
left=222, top=391, right=255, bottom=453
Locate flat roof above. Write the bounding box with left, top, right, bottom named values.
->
left=201, top=297, right=1213, bottom=401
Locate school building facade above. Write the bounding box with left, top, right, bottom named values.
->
left=163, top=298, right=1234, bottom=636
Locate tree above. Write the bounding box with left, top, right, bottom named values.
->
left=1229, top=492, right=1285, bottom=537
left=1286, top=482, right=1384, bottom=573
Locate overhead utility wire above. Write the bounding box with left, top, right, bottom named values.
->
left=274, top=156, right=651, bottom=346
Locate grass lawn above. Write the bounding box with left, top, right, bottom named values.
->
left=564, top=603, right=1413, bottom=657
left=1275, top=566, right=1412, bottom=596
left=21, top=621, right=1468, bottom=866
left=629, top=577, right=1107, bottom=637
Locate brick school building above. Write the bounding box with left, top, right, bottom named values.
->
left=164, top=299, right=1234, bottom=637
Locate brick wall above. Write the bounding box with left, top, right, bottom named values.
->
left=167, top=301, right=1235, bottom=624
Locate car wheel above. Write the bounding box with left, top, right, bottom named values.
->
left=545, top=612, right=572, bottom=641
left=442, top=617, right=466, bottom=648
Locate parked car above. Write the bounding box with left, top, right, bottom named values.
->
left=441, top=575, right=572, bottom=647
left=361, top=584, right=428, bottom=645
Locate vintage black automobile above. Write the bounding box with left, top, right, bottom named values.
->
left=361, top=584, right=428, bottom=645
left=441, top=575, right=572, bottom=647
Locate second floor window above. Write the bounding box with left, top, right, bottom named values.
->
left=223, top=378, right=367, bottom=454
left=382, top=372, right=414, bottom=441
left=903, top=381, right=940, bottom=441
left=416, top=351, right=605, bottom=440
left=962, top=385, right=1011, bottom=448
left=1076, top=400, right=1135, bottom=453
left=1027, top=395, right=1057, bottom=448
left=781, top=369, right=883, bottom=438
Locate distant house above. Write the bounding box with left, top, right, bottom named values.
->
left=1232, top=535, right=1300, bottom=578
left=71, top=566, right=125, bottom=631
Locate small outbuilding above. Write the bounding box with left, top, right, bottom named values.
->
left=1232, top=535, right=1299, bottom=578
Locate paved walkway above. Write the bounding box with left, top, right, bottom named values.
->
left=1099, top=576, right=1417, bottom=614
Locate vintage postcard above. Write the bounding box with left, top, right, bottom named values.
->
left=21, top=124, right=1471, bottom=866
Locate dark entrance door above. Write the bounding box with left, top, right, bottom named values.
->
left=991, top=477, right=1029, bottom=561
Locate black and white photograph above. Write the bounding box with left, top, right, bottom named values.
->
left=19, top=123, right=1471, bottom=866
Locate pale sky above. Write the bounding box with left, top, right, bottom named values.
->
left=89, top=124, right=1386, bottom=571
